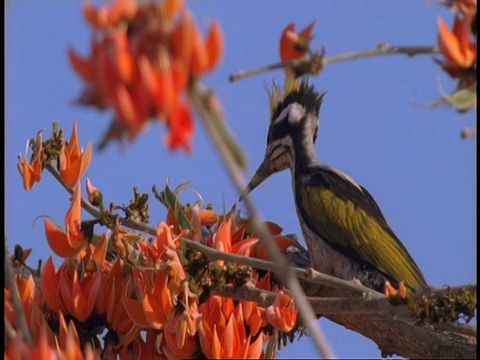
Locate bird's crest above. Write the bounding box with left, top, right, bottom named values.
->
left=266, top=77, right=324, bottom=124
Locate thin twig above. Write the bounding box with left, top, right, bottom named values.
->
left=229, top=44, right=440, bottom=82
left=322, top=44, right=440, bottom=66
left=184, top=238, right=383, bottom=298
left=189, top=80, right=336, bottom=359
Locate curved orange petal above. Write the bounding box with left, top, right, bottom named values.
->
left=438, top=16, right=465, bottom=66
left=171, top=9, right=195, bottom=66
left=199, top=209, right=218, bottom=226
left=171, top=59, right=189, bottom=96
left=67, top=121, right=81, bottom=160
left=265, top=221, right=283, bottom=235
left=17, top=156, right=36, bottom=191
left=298, top=21, right=315, bottom=43
left=107, top=0, right=137, bottom=25
left=166, top=208, right=180, bottom=232
left=246, top=332, right=264, bottom=359
left=83, top=2, right=108, bottom=29
left=254, top=235, right=299, bottom=261
left=60, top=155, right=82, bottom=189
left=59, top=265, right=87, bottom=321
left=212, top=325, right=222, bottom=358
left=45, top=220, right=82, bottom=258
left=123, top=297, right=152, bottom=328
left=222, top=316, right=236, bottom=358
left=154, top=58, right=176, bottom=120
left=203, top=20, right=224, bottom=73
left=68, top=48, right=94, bottom=83
left=82, top=273, right=102, bottom=320
left=41, top=257, right=66, bottom=312
left=165, top=100, right=194, bottom=152
left=190, top=26, right=209, bottom=75
left=163, top=0, right=185, bottom=19
left=231, top=237, right=259, bottom=257
left=65, top=184, right=82, bottom=236
left=92, top=232, right=108, bottom=266
left=280, top=23, right=298, bottom=62
left=79, top=141, right=93, bottom=179
left=112, top=27, right=134, bottom=84
left=216, top=218, right=232, bottom=253
left=452, top=14, right=476, bottom=66
left=141, top=293, right=169, bottom=329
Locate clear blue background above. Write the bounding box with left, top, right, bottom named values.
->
left=6, top=1, right=476, bottom=358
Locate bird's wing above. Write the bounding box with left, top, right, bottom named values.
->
left=296, top=165, right=427, bottom=291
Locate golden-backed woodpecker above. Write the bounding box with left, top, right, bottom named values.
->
left=242, top=78, right=428, bottom=293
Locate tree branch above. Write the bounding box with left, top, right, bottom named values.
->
left=229, top=44, right=440, bottom=82
left=43, top=161, right=476, bottom=359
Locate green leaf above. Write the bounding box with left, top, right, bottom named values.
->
left=163, top=180, right=193, bottom=232
left=426, top=87, right=476, bottom=112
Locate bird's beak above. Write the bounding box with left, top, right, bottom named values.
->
left=240, top=157, right=274, bottom=201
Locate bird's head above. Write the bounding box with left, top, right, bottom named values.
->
left=242, top=78, right=325, bottom=198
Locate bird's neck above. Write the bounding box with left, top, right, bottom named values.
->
left=290, top=131, right=320, bottom=173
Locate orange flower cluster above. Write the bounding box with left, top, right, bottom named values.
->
left=17, top=120, right=92, bottom=191
left=5, top=267, right=98, bottom=359
left=69, top=0, right=224, bottom=151
left=17, top=131, right=44, bottom=191
left=437, top=0, right=477, bottom=77
left=12, top=121, right=303, bottom=358
left=7, top=199, right=301, bottom=358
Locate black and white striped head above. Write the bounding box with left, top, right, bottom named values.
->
left=242, top=79, right=325, bottom=197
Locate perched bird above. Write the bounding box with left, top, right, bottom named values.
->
left=242, top=78, right=428, bottom=294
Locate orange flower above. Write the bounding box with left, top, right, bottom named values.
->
left=59, top=121, right=92, bottom=189
left=123, top=269, right=175, bottom=330
left=280, top=21, right=315, bottom=64
left=164, top=302, right=201, bottom=359
left=70, top=0, right=225, bottom=152
left=42, top=258, right=101, bottom=322
left=165, top=99, right=194, bottom=152
left=17, top=131, right=44, bottom=191
left=41, top=257, right=67, bottom=314
left=265, top=290, right=298, bottom=332
left=86, top=177, right=102, bottom=206
left=211, top=218, right=259, bottom=259
left=253, top=234, right=302, bottom=261
left=4, top=273, right=39, bottom=330
left=437, top=14, right=476, bottom=69
left=190, top=20, right=224, bottom=75
left=199, top=208, right=218, bottom=226
left=57, top=312, right=85, bottom=360
left=10, top=245, right=33, bottom=267
left=240, top=300, right=266, bottom=337
left=44, top=183, right=87, bottom=258
left=96, top=260, right=141, bottom=347
left=5, top=324, right=58, bottom=360
left=198, top=296, right=264, bottom=359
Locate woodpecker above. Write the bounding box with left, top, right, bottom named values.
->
left=242, top=78, right=428, bottom=293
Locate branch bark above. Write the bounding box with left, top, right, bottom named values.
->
left=229, top=44, right=440, bottom=82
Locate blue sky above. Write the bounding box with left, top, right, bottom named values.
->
left=6, top=1, right=476, bottom=358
